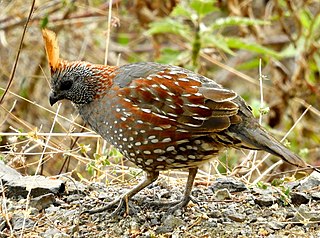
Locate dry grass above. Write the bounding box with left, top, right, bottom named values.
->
left=0, top=0, right=320, bottom=236
left=0, top=0, right=319, bottom=195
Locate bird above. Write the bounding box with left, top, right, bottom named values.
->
left=42, top=29, right=318, bottom=216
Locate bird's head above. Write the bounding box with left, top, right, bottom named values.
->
left=49, top=61, right=99, bottom=106
left=42, top=29, right=115, bottom=106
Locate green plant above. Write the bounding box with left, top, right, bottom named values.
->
left=147, top=0, right=275, bottom=69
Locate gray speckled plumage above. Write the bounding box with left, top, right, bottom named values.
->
left=49, top=61, right=315, bottom=215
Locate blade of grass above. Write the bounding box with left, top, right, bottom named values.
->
left=250, top=105, right=312, bottom=184
left=104, top=0, right=113, bottom=65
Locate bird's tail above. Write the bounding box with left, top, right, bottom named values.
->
left=228, top=123, right=318, bottom=172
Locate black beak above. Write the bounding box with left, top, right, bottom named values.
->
left=49, top=92, right=59, bottom=106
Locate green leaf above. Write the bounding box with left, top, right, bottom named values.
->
left=117, top=33, right=129, bottom=45
left=101, top=155, right=111, bottom=166
left=313, top=53, right=320, bottom=75
left=86, top=161, right=95, bottom=175
left=157, top=48, right=185, bottom=64
left=157, top=48, right=190, bottom=65
left=279, top=44, right=296, bottom=58
left=225, top=37, right=281, bottom=58
left=202, top=34, right=235, bottom=55
left=257, top=181, right=268, bottom=189
left=147, top=18, right=191, bottom=37
left=283, top=187, right=291, bottom=196
left=211, top=16, right=269, bottom=30
left=190, top=0, right=217, bottom=17
left=236, top=58, right=261, bottom=70
left=171, top=4, right=192, bottom=19
left=299, top=9, right=312, bottom=29
left=271, top=178, right=284, bottom=186
left=250, top=99, right=264, bottom=118
left=93, top=153, right=101, bottom=160
left=310, top=13, right=320, bottom=40
left=79, top=143, right=91, bottom=153
left=40, top=15, right=49, bottom=28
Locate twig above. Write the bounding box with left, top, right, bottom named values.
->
left=252, top=160, right=283, bottom=185
left=0, top=179, right=13, bottom=235
left=0, top=0, right=35, bottom=104
left=20, top=103, right=61, bottom=237
left=0, top=132, right=99, bottom=137
left=0, top=86, right=91, bottom=132
left=199, top=52, right=261, bottom=87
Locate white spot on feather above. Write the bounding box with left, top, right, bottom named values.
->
left=154, top=149, right=164, bottom=154
left=152, top=112, right=170, bottom=120
left=176, top=139, right=189, bottom=144
left=167, top=113, right=178, bottom=117
left=162, top=138, right=172, bottom=143
left=188, top=155, right=196, bottom=159
left=151, top=139, right=159, bottom=143
left=166, top=146, right=175, bottom=152
left=141, top=108, right=152, bottom=113
left=159, top=84, right=169, bottom=91
left=157, top=157, right=165, bottom=161
left=145, top=159, right=153, bottom=165
left=163, top=75, right=172, bottom=79
left=178, top=78, right=189, bottom=82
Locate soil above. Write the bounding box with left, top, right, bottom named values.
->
left=2, top=173, right=320, bottom=237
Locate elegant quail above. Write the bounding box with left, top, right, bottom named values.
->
left=43, top=29, right=318, bottom=215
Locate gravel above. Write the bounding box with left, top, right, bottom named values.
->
left=1, top=172, right=320, bottom=237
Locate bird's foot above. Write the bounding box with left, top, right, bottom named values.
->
left=165, top=196, right=198, bottom=215
left=82, top=171, right=160, bottom=217
left=150, top=195, right=198, bottom=215
left=82, top=196, right=128, bottom=217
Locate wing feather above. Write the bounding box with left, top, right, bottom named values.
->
left=115, top=63, right=241, bottom=133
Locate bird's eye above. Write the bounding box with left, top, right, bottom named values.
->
left=60, top=80, right=73, bottom=91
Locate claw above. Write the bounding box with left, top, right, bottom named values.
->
left=82, top=171, right=159, bottom=216
left=82, top=197, right=125, bottom=216
left=166, top=199, right=190, bottom=215
left=82, top=169, right=199, bottom=217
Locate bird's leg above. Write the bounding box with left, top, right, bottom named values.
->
left=150, top=168, right=198, bottom=216
left=84, top=171, right=159, bottom=216
left=164, top=167, right=198, bottom=214
left=150, top=168, right=199, bottom=210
